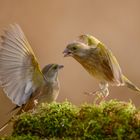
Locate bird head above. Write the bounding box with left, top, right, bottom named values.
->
left=63, top=41, right=91, bottom=58
left=42, top=64, right=64, bottom=82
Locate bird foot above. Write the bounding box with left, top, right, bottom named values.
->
left=84, top=88, right=109, bottom=104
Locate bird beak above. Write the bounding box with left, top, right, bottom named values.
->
left=58, top=65, right=64, bottom=69
left=63, top=48, right=73, bottom=57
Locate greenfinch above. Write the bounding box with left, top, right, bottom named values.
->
left=63, top=34, right=140, bottom=97
left=0, top=24, right=63, bottom=131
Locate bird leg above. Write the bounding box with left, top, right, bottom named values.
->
left=84, top=81, right=109, bottom=103
left=99, top=81, right=109, bottom=97
left=96, top=82, right=109, bottom=102
left=34, top=99, right=38, bottom=106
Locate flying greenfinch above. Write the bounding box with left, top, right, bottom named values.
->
left=0, top=24, right=63, bottom=131
left=63, top=34, right=140, bottom=98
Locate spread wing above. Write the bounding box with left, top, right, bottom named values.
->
left=0, top=24, right=44, bottom=106
left=97, top=43, right=123, bottom=85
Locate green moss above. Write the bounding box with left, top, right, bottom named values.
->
left=1, top=100, right=140, bottom=140
left=0, top=134, right=40, bottom=140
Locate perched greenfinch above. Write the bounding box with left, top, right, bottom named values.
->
left=0, top=24, right=63, bottom=131
left=63, top=34, right=140, bottom=97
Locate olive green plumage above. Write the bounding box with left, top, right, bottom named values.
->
left=64, top=34, right=140, bottom=96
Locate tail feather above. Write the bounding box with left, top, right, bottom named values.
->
left=0, top=103, right=33, bottom=132
left=0, top=119, right=11, bottom=132
left=6, top=105, right=20, bottom=115
left=123, top=75, right=140, bottom=92
left=0, top=107, right=21, bottom=132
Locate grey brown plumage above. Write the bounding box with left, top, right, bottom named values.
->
left=0, top=24, right=63, bottom=131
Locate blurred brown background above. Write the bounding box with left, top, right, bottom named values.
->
left=0, top=0, right=140, bottom=135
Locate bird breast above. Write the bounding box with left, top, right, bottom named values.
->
left=74, top=54, right=115, bottom=82
left=38, top=81, right=60, bottom=104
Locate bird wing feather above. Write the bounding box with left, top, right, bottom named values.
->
left=97, top=43, right=123, bottom=85
left=0, top=24, right=44, bottom=106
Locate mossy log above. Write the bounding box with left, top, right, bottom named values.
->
left=1, top=100, right=140, bottom=140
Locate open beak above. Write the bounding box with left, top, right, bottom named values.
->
left=58, top=65, right=64, bottom=69
left=63, top=48, right=73, bottom=57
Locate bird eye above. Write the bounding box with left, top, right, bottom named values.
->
left=72, top=46, right=77, bottom=51
left=53, top=65, right=58, bottom=70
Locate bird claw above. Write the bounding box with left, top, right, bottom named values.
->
left=84, top=88, right=109, bottom=104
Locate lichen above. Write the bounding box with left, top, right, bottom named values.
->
left=1, top=100, right=140, bottom=140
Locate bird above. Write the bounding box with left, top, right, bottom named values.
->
left=63, top=34, right=140, bottom=98
left=0, top=24, right=63, bottom=131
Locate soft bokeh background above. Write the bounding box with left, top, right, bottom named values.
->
left=0, top=0, right=140, bottom=135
